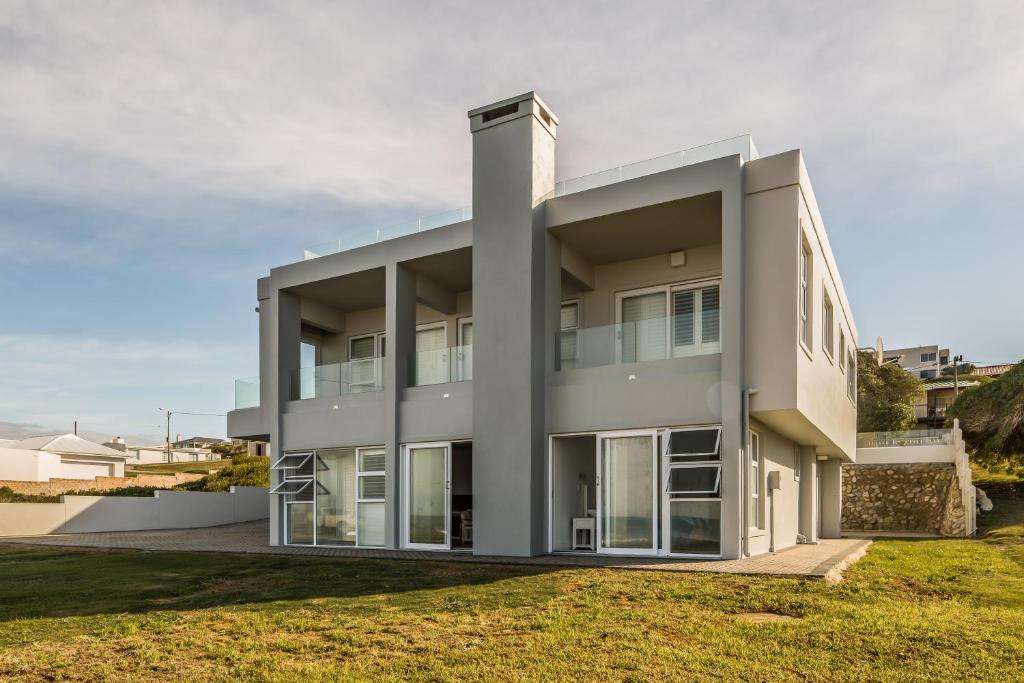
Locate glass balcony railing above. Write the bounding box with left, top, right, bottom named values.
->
left=559, top=316, right=721, bottom=371
left=291, top=360, right=384, bottom=400
left=234, top=376, right=260, bottom=410
left=410, top=345, right=473, bottom=386
left=304, top=206, right=472, bottom=260
left=856, top=429, right=952, bottom=448
left=551, top=135, right=758, bottom=198
left=302, top=135, right=757, bottom=260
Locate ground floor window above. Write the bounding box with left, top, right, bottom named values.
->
left=273, top=446, right=386, bottom=547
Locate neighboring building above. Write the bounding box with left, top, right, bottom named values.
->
left=0, top=434, right=128, bottom=481
left=227, top=91, right=857, bottom=560
left=233, top=439, right=269, bottom=457
left=172, top=436, right=230, bottom=449
left=914, top=378, right=979, bottom=427
left=973, top=364, right=1014, bottom=378
left=124, top=445, right=219, bottom=465
left=881, top=344, right=951, bottom=380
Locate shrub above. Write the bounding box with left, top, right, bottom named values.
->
left=0, top=485, right=162, bottom=503
left=175, top=456, right=269, bottom=492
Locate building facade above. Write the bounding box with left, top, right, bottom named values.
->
left=881, top=344, right=950, bottom=380
left=227, top=92, right=858, bottom=560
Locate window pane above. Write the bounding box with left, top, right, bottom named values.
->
left=670, top=500, right=721, bottom=555
left=560, top=329, right=578, bottom=368
left=408, top=447, right=447, bottom=544
left=672, top=290, right=695, bottom=349
left=359, top=448, right=386, bottom=473
left=300, top=341, right=317, bottom=368
left=317, top=448, right=357, bottom=546
left=287, top=503, right=314, bottom=544
left=560, top=302, right=579, bottom=330
left=359, top=475, right=386, bottom=499
left=701, top=286, right=720, bottom=344
left=666, top=466, right=720, bottom=495
left=601, top=435, right=655, bottom=550
left=621, top=293, right=667, bottom=363
left=358, top=502, right=385, bottom=547
left=666, top=428, right=720, bottom=457
left=351, top=336, right=377, bottom=360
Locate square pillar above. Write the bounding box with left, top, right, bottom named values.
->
left=819, top=458, right=842, bottom=538
left=798, top=447, right=818, bottom=542
left=384, top=261, right=416, bottom=548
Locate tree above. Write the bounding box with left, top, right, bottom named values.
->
left=941, top=362, right=975, bottom=377
left=856, top=350, right=923, bottom=432
left=947, top=360, right=1024, bottom=466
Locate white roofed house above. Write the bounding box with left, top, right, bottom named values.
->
left=0, top=434, right=128, bottom=483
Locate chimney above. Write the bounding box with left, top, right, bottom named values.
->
left=468, top=92, right=558, bottom=556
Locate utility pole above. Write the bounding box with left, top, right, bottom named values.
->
left=953, top=354, right=964, bottom=398
left=157, top=408, right=226, bottom=464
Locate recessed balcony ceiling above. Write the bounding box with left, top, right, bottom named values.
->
left=285, top=266, right=386, bottom=311
left=549, top=192, right=722, bottom=265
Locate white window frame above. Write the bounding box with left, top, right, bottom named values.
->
left=355, top=446, right=386, bottom=548
left=660, top=424, right=724, bottom=559
left=665, top=463, right=722, bottom=496
left=748, top=430, right=762, bottom=530
left=613, top=278, right=722, bottom=363
left=401, top=441, right=452, bottom=551
left=348, top=332, right=385, bottom=392
left=559, top=300, right=580, bottom=370
left=822, top=289, right=834, bottom=362
left=839, top=330, right=847, bottom=372
left=799, top=233, right=813, bottom=354
left=663, top=426, right=722, bottom=459
left=847, top=351, right=857, bottom=401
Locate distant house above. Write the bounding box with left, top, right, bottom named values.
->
left=0, top=434, right=128, bottom=482
left=172, top=436, right=230, bottom=449
left=914, top=378, right=979, bottom=427
left=124, top=444, right=219, bottom=465
left=880, top=343, right=951, bottom=380
left=973, top=364, right=1014, bottom=378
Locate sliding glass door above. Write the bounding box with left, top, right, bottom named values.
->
left=597, top=432, right=658, bottom=555
left=403, top=443, right=450, bottom=550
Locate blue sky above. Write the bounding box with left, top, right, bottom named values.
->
left=1, top=1, right=1022, bottom=440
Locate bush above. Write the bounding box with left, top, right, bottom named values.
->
left=0, top=485, right=162, bottom=503
left=175, top=456, right=269, bottom=492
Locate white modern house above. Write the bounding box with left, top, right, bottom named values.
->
left=0, top=434, right=128, bottom=482
left=227, top=91, right=858, bottom=560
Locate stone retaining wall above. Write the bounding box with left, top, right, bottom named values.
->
left=841, top=462, right=966, bottom=536
left=0, top=473, right=204, bottom=495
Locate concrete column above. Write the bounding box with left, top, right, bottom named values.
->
left=798, top=447, right=818, bottom=542
left=384, top=261, right=416, bottom=548
left=268, top=287, right=301, bottom=545
left=819, top=458, right=842, bottom=538
left=718, top=169, right=745, bottom=560
left=468, top=92, right=558, bottom=556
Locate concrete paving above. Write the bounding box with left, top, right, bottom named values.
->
left=1, top=520, right=871, bottom=581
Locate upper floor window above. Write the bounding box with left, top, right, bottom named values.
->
left=799, top=237, right=812, bottom=351
left=560, top=301, right=580, bottom=369
left=839, top=330, right=847, bottom=371
left=847, top=351, right=856, bottom=400
left=921, top=352, right=936, bottom=363
left=822, top=290, right=834, bottom=360
left=617, top=280, right=721, bottom=363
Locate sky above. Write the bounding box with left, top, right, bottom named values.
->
left=1, top=1, right=1022, bottom=441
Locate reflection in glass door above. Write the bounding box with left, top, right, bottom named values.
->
left=597, top=433, right=658, bottom=554
left=404, top=443, right=450, bottom=550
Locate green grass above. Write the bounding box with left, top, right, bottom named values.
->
left=1, top=501, right=1023, bottom=681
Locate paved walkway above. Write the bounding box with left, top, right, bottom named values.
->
left=0, top=520, right=870, bottom=582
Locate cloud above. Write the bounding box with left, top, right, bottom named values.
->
left=0, top=0, right=1021, bottom=215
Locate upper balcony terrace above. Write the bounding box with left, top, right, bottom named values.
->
left=301, top=135, right=757, bottom=261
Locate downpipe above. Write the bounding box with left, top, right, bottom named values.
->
left=742, top=387, right=759, bottom=558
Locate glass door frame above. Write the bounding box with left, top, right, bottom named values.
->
left=456, top=317, right=473, bottom=382
left=594, top=429, right=660, bottom=556
left=400, top=441, right=452, bottom=551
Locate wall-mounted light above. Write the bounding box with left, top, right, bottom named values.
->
left=628, top=374, right=637, bottom=381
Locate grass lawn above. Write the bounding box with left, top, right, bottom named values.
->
left=125, top=460, right=229, bottom=476
left=1, top=502, right=1022, bottom=681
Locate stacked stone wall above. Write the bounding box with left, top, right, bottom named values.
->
left=842, top=462, right=966, bottom=536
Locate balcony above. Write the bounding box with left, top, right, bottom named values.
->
left=410, top=345, right=473, bottom=386
left=856, top=429, right=952, bottom=449
left=291, top=360, right=384, bottom=400
left=302, top=135, right=756, bottom=260
left=559, top=313, right=721, bottom=371
left=234, top=376, right=259, bottom=409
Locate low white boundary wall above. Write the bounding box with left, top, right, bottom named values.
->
left=0, top=486, right=268, bottom=537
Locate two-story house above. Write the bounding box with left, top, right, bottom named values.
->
left=227, top=92, right=857, bottom=560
